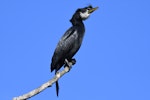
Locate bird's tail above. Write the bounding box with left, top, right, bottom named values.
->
left=55, top=71, right=59, bottom=97
left=56, top=80, right=59, bottom=96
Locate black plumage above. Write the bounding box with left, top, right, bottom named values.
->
left=50, top=5, right=98, bottom=96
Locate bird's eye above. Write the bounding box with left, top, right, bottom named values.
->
left=87, top=8, right=91, bottom=10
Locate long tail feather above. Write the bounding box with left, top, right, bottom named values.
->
left=55, top=70, right=59, bottom=96
left=56, top=81, right=59, bottom=96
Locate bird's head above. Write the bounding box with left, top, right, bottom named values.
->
left=70, top=5, right=98, bottom=25
left=78, top=5, right=98, bottom=20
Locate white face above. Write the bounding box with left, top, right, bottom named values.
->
left=79, top=9, right=90, bottom=20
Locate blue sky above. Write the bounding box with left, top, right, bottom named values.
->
left=0, top=0, right=150, bottom=100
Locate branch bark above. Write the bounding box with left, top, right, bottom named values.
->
left=13, top=60, right=74, bottom=100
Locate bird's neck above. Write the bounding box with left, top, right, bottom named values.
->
left=73, top=20, right=85, bottom=29
left=70, top=16, right=84, bottom=27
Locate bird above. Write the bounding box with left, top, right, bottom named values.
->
left=50, top=5, right=98, bottom=96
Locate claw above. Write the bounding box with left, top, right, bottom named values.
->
left=71, top=58, right=76, bottom=65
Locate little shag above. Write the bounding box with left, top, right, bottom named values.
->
left=50, top=5, right=98, bottom=96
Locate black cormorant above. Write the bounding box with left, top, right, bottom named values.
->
left=50, top=5, right=98, bottom=96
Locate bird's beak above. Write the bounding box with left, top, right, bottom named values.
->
left=88, top=7, right=99, bottom=13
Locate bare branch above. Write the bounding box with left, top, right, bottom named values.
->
left=13, top=60, right=74, bottom=100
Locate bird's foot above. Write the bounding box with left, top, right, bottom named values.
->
left=64, top=58, right=76, bottom=72
left=71, top=58, right=76, bottom=65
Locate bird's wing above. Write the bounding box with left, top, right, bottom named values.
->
left=51, top=27, right=77, bottom=71
left=56, top=27, right=77, bottom=52
left=62, top=27, right=76, bottom=40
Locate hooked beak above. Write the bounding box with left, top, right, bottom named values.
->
left=88, top=7, right=99, bottom=13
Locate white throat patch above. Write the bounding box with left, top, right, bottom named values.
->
left=80, top=10, right=90, bottom=20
